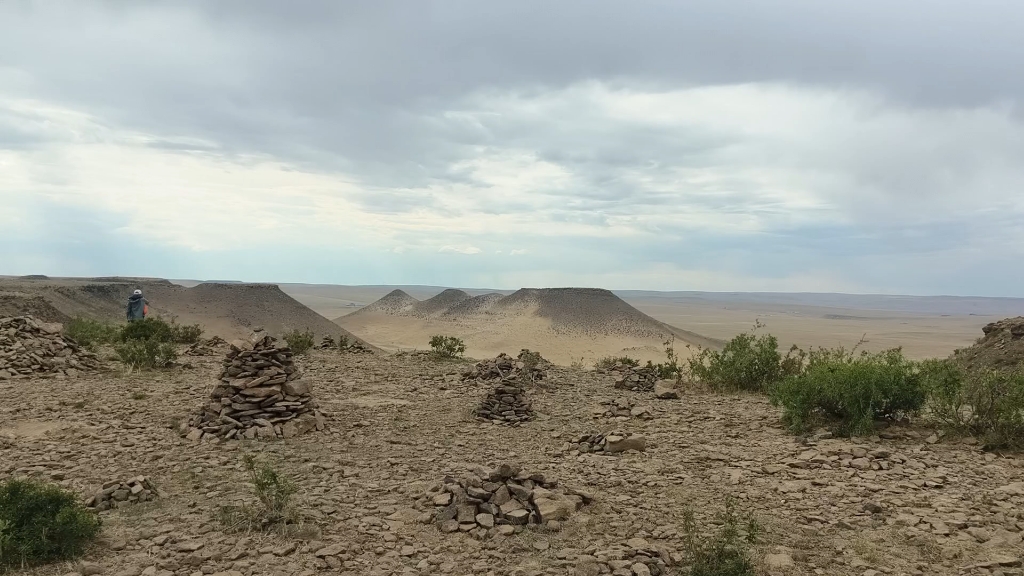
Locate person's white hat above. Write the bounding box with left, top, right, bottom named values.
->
left=133, top=289, right=142, bottom=295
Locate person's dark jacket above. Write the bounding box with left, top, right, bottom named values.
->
left=126, top=294, right=148, bottom=321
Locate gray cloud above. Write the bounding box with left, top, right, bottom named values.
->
left=1, top=0, right=1023, bottom=294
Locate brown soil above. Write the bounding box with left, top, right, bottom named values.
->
left=954, top=316, right=1024, bottom=372
left=2, top=349, right=1020, bottom=575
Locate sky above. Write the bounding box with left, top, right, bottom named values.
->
left=2, top=1, right=1023, bottom=296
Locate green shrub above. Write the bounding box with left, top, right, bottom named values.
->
left=114, top=339, right=177, bottom=370
left=682, top=498, right=759, bottom=576
left=120, top=317, right=174, bottom=343
left=337, top=335, right=350, bottom=350
left=646, top=338, right=683, bottom=380
left=218, top=455, right=299, bottom=532
left=688, top=327, right=788, bottom=392
left=922, top=360, right=1024, bottom=449
left=169, top=322, right=203, bottom=344
left=429, top=335, right=466, bottom=359
left=772, top=347, right=925, bottom=436
left=594, top=356, right=640, bottom=370
left=282, top=329, right=315, bottom=355
left=65, top=317, right=120, bottom=348
left=0, top=478, right=101, bottom=569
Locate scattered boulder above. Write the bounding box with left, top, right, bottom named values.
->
left=185, top=329, right=324, bottom=441
left=86, top=476, right=161, bottom=511
left=653, top=379, right=680, bottom=399
left=580, top=539, right=674, bottom=576
left=421, top=465, right=592, bottom=538
left=474, top=383, right=534, bottom=425
left=462, top=349, right=551, bottom=383
left=563, top=431, right=647, bottom=455
left=0, top=315, right=101, bottom=379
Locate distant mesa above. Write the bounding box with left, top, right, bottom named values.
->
left=18, top=275, right=50, bottom=280
left=343, top=286, right=718, bottom=346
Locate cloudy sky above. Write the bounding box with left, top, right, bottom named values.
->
left=2, top=1, right=1023, bottom=295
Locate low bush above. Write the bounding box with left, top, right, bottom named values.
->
left=283, top=329, right=315, bottom=355
left=688, top=325, right=792, bottom=392
left=120, top=317, right=174, bottom=343
left=114, top=339, right=177, bottom=370
left=682, top=498, right=759, bottom=576
left=0, top=478, right=101, bottom=569
left=921, top=360, right=1024, bottom=449
left=169, top=322, right=203, bottom=344
left=772, top=347, right=925, bottom=436
left=429, top=335, right=466, bottom=359
left=218, top=455, right=299, bottom=532
left=646, top=338, right=683, bottom=380
left=594, top=356, right=640, bottom=370
left=65, top=317, right=120, bottom=348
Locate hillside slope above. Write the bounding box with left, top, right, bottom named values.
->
left=0, top=277, right=367, bottom=345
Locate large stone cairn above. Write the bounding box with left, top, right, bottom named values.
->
left=86, top=476, right=161, bottom=511
left=562, top=431, right=647, bottom=455
left=609, top=363, right=658, bottom=391
left=0, top=316, right=100, bottom=379
left=422, top=464, right=592, bottom=538
left=186, top=329, right=323, bottom=441
left=462, top=349, right=550, bottom=383
left=474, top=383, right=534, bottom=425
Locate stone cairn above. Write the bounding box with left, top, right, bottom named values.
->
left=562, top=432, right=647, bottom=455
left=421, top=464, right=592, bottom=538
left=0, top=316, right=100, bottom=379
left=86, top=476, right=161, bottom=511
left=462, top=349, right=551, bottom=383
left=609, top=363, right=658, bottom=391
left=474, top=383, right=534, bottom=425
left=592, top=396, right=653, bottom=420
left=317, top=334, right=373, bottom=353
left=185, top=329, right=323, bottom=441
left=576, top=538, right=676, bottom=576
left=184, top=336, right=228, bottom=357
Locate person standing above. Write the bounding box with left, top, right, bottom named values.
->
left=126, top=289, right=148, bottom=322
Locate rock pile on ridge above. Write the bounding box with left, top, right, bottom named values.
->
left=0, top=315, right=101, bottom=379
left=420, top=464, right=593, bottom=538
left=462, top=349, right=551, bottom=383
left=185, top=329, right=323, bottom=441
left=86, top=476, right=161, bottom=511
left=608, top=363, right=658, bottom=391
left=474, top=383, right=534, bottom=425
left=954, top=316, right=1024, bottom=373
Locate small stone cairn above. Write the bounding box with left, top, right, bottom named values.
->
left=462, top=349, right=551, bottom=383
left=422, top=464, right=592, bottom=538
left=608, top=363, right=658, bottom=391
left=592, top=396, right=653, bottom=420
left=0, top=315, right=100, bottom=379
left=317, top=334, right=372, bottom=353
left=185, top=329, right=323, bottom=441
left=474, top=383, right=534, bottom=425
left=86, top=476, right=161, bottom=511
left=576, top=538, right=676, bottom=576
left=563, top=431, right=647, bottom=455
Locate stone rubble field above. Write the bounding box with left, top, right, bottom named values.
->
left=1, top=348, right=1023, bottom=576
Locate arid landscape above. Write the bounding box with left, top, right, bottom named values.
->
left=3, top=276, right=1024, bottom=576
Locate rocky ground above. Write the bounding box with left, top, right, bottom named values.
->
left=2, top=349, right=1023, bottom=576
